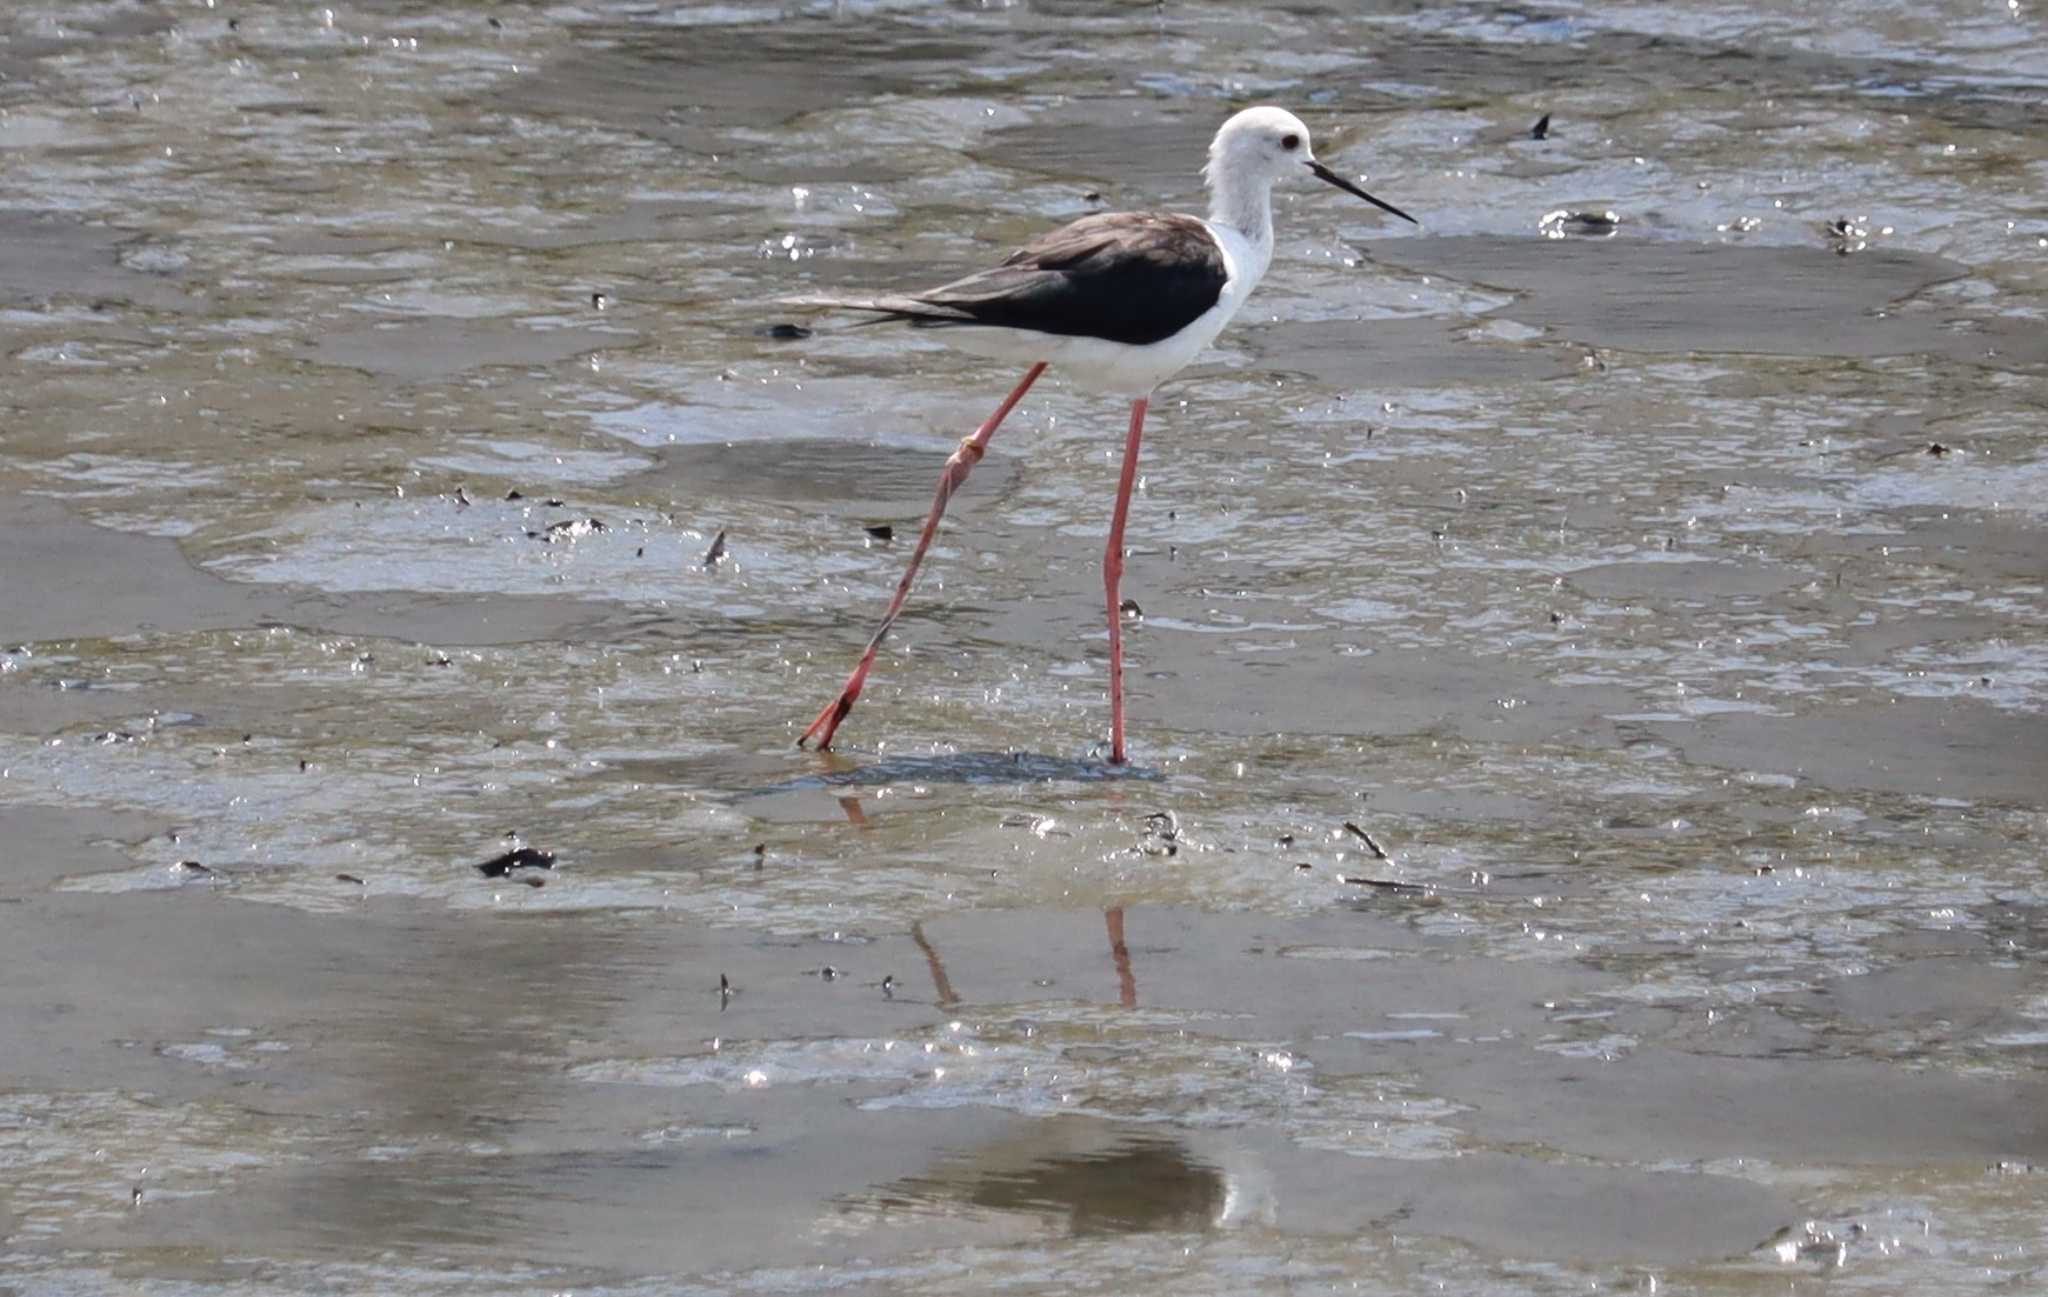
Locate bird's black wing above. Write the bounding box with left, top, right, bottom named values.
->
left=885, top=212, right=1229, bottom=348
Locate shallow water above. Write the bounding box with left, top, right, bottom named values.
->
left=1, top=0, right=2045, bottom=1292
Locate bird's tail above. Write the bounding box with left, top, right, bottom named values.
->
left=776, top=294, right=972, bottom=328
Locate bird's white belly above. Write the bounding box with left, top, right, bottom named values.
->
left=939, top=295, right=1253, bottom=398
left=934, top=298, right=1239, bottom=396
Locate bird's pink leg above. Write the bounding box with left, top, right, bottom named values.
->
left=1103, top=397, right=1147, bottom=765
left=798, top=363, right=1047, bottom=752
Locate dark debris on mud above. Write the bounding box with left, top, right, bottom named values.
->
left=477, top=846, right=555, bottom=878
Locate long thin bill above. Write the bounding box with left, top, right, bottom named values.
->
left=1307, top=160, right=1419, bottom=226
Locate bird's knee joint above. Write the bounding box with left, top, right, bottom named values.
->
left=954, top=437, right=985, bottom=466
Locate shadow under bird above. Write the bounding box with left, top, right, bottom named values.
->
left=784, top=106, right=1418, bottom=764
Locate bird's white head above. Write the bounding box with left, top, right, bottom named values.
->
left=1204, top=106, right=1320, bottom=187
left=1202, top=105, right=1417, bottom=240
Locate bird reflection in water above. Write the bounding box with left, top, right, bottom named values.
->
left=853, top=913, right=1282, bottom=1235
left=860, top=1130, right=1231, bottom=1236
left=1105, top=906, right=1137, bottom=1009
left=908, top=910, right=1138, bottom=1009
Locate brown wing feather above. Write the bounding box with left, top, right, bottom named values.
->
left=782, top=213, right=1228, bottom=347
left=906, top=212, right=1227, bottom=346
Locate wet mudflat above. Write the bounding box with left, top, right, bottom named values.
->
left=2, top=1, right=2045, bottom=1292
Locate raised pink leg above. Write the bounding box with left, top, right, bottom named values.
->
left=799, top=363, right=1047, bottom=752
left=1104, top=397, right=1147, bottom=764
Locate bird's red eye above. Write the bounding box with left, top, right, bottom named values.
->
left=1281, top=134, right=1300, bottom=151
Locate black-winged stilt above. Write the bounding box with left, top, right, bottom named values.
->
left=788, top=105, right=1417, bottom=764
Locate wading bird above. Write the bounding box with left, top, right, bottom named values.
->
left=789, top=106, right=1416, bottom=764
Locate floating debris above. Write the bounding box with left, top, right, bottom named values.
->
left=476, top=846, right=554, bottom=878
left=521, top=876, right=546, bottom=889
left=174, top=860, right=211, bottom=876
left=335, top=873, right=365, bottom=886
left=863, top=523, right=895, bottom=542
left=755, top=322, right=812, bottom=340
left=703, top=529, right=728, bottom=568
left=1530, top=112, right=1551, bottom=141
left=998, top=813, right=1067, bottom=839
left=818, top=965, right=840, bottom=982
left=1342, top=821, right=1390, bottom=860
left=1926, top=441, right=1952, bottom=457
left=1769, top=1219, right=1860, bottom=1268
left=1140, top=810, right=1180, bottom=858
left=531, top=517, right=606, bottom=542
left=505, top=489, right=524, bottom=501
left=426, top=653, right=452, bottom=667
left=1341, top=875, right=1427, bottom=894
left=1822, top=216, right=1889, bottom=254
left=1539, top=208, right=1621, bottom=239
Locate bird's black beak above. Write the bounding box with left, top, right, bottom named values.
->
left=1308, top=160, right=1419, bottom=226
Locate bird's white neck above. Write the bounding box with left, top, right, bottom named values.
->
left=1208, top=173, right=1276, bottom=256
